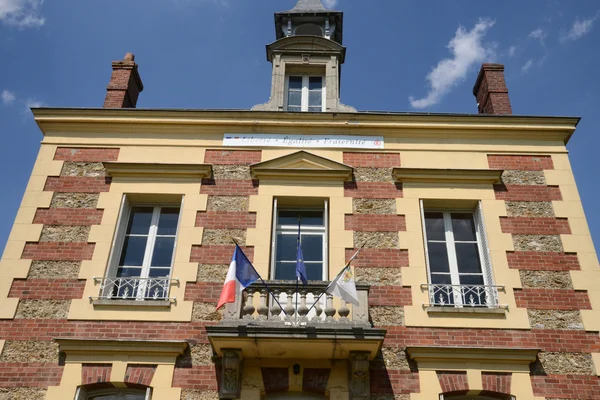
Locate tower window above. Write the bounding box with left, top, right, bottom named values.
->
left=286, top=76, right=324, bottom=112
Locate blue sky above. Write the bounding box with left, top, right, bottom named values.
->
left=0, top=0, right=599, bottom=259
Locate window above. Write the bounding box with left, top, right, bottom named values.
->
left=271, top=198, right=328, bottom=281
left=100, top=196, right=182, bottom=301
left=421, top=201, right=497, bottom=307
left=286, top=76, right=324, bottom=112
left=76, top=387, right=151, bottom=400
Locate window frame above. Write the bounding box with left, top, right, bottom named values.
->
left=420, top=200, right=496, bottom=307
left=104, top=195, right=183, bottom=300
left=285, top=75, right=326, bottom=112
left=270, top=198, right=329, bottom=281
left=75, top=386, right=152, bottom=400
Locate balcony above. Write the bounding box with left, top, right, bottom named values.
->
left=90, top=277, right=179, bottom=306
left=422, top=284, right=507, bottom=314
left=207, top=281, right=385, bottom=360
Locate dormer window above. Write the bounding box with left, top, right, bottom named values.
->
left=286, top=76, right=324, bottom=112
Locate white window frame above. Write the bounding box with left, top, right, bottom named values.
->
left=270, top=198, right=329, bottom=281
left=104, top=195, right=183, bottom=300
left=75, top=386, right=152, bottom=400
left=285, top=75, right=326, bottom=112
left=420, top=200, right=496, bottom=307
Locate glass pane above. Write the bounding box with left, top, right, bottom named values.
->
left=148, top=268, right=171, bottom=277
left=301, top=234, right=323, bottom=262
left=288, top=76, right=302, bottom=90
left=116, top=267, right=142, bottom=278
left=276, top=234, right=297, bottom=261
left=427, top=242, right=450, bottom=273
left=308, top=90, right=322, bottom=107
left=306, top=262, right=323, bottom=280
left=451, top=213, right=477, bottom=241
left=279, top=210, right=323, bottom=226
left=126, top=207, right=153, bottom=235
left=308, top=76, right=322, bottom=90
left=455, top=243, right=483, bottom=274
left=308, top=107, right=322, bottom=112
left=287, top=90, right=302, bottom=107
left=119, top=236, right=148, bottom=266
left=157, top=208, right=180, bottom=235
left=459, top=274, right=485, bottom=285
left=287, top=106, right=302, bottom=112
left=275, top=262, right=296, bottom=280
left=151, top=237, right=175, bottom=267
left=424, top=212, right=445, bottom=241
left=430, top=274, right=452, bottom=284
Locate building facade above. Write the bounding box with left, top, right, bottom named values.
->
left=0, top=0, right=599, bottom=399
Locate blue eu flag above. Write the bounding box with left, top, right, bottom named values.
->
left=296, top=220, right=308, bottom=285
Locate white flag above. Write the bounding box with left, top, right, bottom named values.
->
left=326, top=265, right=359, bottom=306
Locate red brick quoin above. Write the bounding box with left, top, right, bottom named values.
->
left=8, top=279, right=85, bottom=299
left=44, top=177, right=112, bottom=193
left=514, top=289, right=592, bottom=310
left=21, top=242, right=95, bottom=261
left=196, top=211, right=256, bottom=229
left=190, top=245, right=254, bottom=265
left=344, top=182, right=403, bottom=199
left=506, top=251, right=580, bottom=271
left=343, top=152, right=400, bottom=168
left=493, top=185, right=562, bottom=202
left=33, top=209, right=104, bottom=226
left=346, top=248, right=408, bottom=268
left=54, top=148, right=119, bottom=162
left=481, top=372, right=512, bottom=397
left=204, top=150, right=261, bottom=165
left=499, top=217, right=571, bottom=235
left=345, top=214, right=406, bottom=232
left=487, top=155, right=554, bottom=171
left=200, top=179, right=259, bottom=196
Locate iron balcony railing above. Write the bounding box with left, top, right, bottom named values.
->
left=221, top=281, right=371, bottom=327
left=91, top=277, right=179, bottom=301
left=421, top=284, right=506, bottom=308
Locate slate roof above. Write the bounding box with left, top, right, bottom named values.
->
left=284, top=0, right=336, bottom=13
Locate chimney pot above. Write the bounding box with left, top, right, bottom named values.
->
left=473, top=63, right=512, bottom=115
left=103, top=52, right=144, bottom=108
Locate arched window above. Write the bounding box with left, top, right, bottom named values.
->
left=440, top=395, right=515, bottom=400
left=75, top=386, right=152, bottom=400
left=294, top=23, right=324, bottom=36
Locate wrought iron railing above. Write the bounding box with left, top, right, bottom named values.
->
left=91, top=277, right=178, bottom=301
left=221, top=281, right=370, bottom=327
left=421, top=284, right=505, bottom=308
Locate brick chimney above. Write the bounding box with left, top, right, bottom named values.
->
left=472, top=63, right=512, bottom=115
left=103, top=52, right=144, bottom=108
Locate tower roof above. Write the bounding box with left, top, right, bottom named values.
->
left=284, top=0, right=335, bottom=13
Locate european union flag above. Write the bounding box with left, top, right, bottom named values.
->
left=296, top=220, right=308, bottom=285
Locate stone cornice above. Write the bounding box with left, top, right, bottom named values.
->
left=406, top=346, right=539, bottom=365
left=54, top=338, right=188, bottom=358
left=393, top=167, right=503, bottom=184
left=103, top=162, right=212, bottom=180
left=33, top=108, right=579, bottom=144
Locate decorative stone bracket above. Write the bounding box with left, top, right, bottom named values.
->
left=219, top=349, right=243, bottom=399
left=349, top=351, right=370, bottom=400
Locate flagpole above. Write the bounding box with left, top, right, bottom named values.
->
left=304, top=242, right=367, bottom=316
left=231, top=238, right=290, bottom=320
left=295, top=215, right=301, bottom=325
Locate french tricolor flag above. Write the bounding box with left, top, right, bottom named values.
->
left=216, top=245, right=260, bottom=310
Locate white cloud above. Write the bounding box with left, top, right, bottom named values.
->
left=529, top=28, right=547, bottom=45
left=0, top=0, right=45, bottom=28
left=507, top=46, right=518, bottom=57
left=322, top=0, right=338, bottom=8
left=521, top=59, right=534, bottom=74
left=409, top=18, right=496, bottom=109
left=1, top=89, right=16, bottom=105
left=561, top=13, right=599, bottom=42
left=24, top=98, right=44, bottom=109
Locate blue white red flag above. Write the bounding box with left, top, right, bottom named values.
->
left=217, top=245, right=260, bottom=309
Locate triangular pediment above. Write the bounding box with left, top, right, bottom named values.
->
left=251, top=151, right=353, bottom=181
